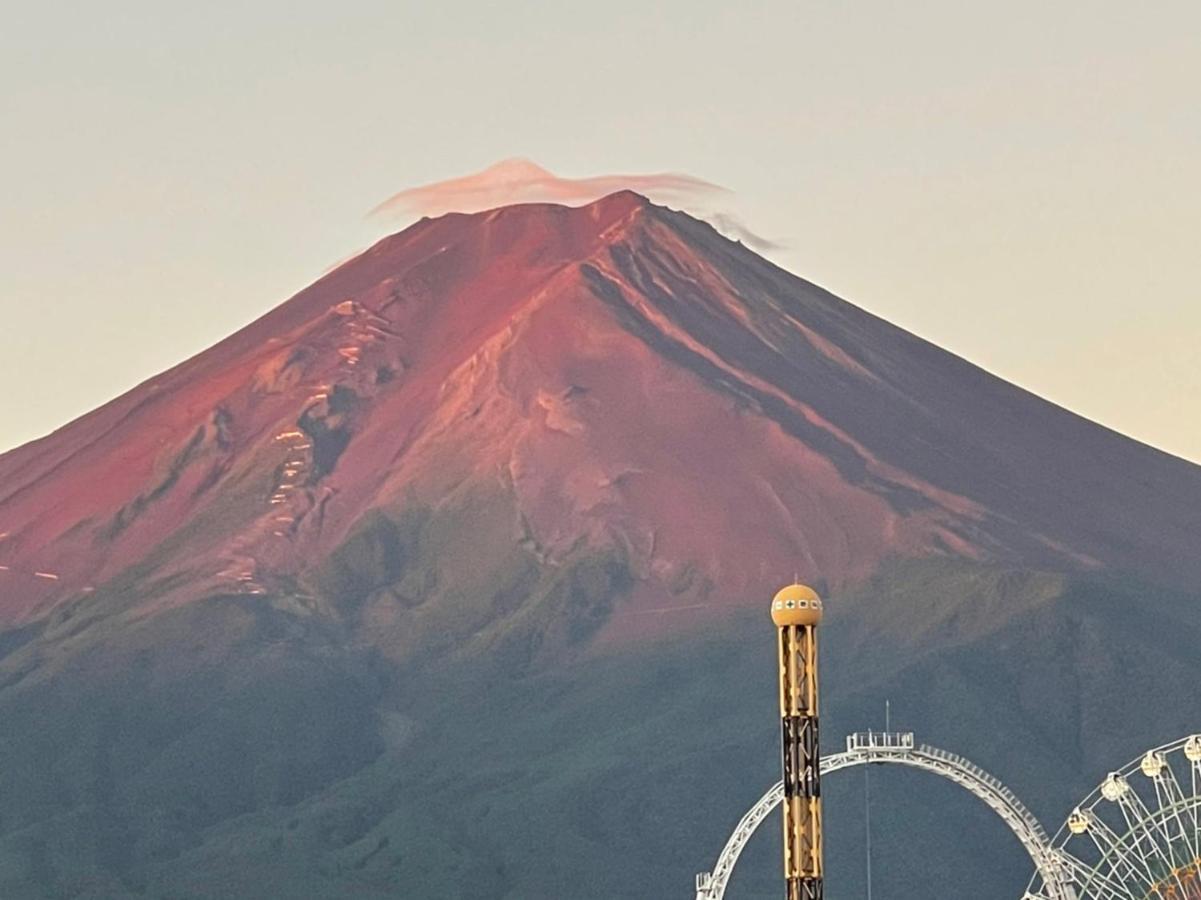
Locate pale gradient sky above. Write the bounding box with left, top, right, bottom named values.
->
left=2, top=1, right=1198, bottom=461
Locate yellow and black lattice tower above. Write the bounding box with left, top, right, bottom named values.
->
left=771, top=583, right=825, bottom=900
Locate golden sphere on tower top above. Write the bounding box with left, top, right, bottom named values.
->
left=770, top=582, right=823, bottom=627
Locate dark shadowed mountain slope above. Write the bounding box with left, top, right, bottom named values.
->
left=0, top=193, right=1199, bottom=898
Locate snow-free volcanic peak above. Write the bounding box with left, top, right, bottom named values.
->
left=0, top=191, right=1199, bottom=632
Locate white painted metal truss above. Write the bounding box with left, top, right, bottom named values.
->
left=1024, top=735, right=1201, bottom=900
left=695, top=731, right=1078, bottom=900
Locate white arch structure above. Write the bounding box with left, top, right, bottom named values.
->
left=696, top=731, right=1077, bottom=900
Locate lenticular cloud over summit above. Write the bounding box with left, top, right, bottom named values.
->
left=370, top=158, right=783, bottom=250
left=370, top=158, right=726, bottom=220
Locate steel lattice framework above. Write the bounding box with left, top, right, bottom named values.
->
left=1025, top=735, right=1201, bottom=900
left=695, top=731, right=1077, bottom=900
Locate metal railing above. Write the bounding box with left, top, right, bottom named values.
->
left=847, top=731, right=915, bottom=752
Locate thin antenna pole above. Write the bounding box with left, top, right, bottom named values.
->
left=885, top=698, right=891, bottom=733
left=865, top=765, right=874, bottom=900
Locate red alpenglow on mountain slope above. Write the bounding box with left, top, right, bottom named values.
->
left=0, top=192, right=1198, bottom=630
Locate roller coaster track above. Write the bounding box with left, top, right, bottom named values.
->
left=695, top=731, right=1077, bottom=900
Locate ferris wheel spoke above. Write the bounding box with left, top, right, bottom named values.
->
left=1150, top=766, right=1198, bottom=864
left=1188, top=747, right=1201, bottom=856
left=1056, top=848, right=1142, bottom=900
left=1076, top=800, right=1177, bottom=896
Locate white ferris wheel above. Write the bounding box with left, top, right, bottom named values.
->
left=1027, top=735, right=1201, bottom=900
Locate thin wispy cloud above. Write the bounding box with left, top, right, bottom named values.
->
left=370, top=158, right=723, bottom=218
left=708, top=212, right=782, bottom=253
left=369, top=158, right=782, bottom=251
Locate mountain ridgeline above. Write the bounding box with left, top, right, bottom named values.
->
left=0, top=192, right=1198, bottom=897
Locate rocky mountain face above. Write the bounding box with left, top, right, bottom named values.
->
left=0, top=192, right=1198, bottom=898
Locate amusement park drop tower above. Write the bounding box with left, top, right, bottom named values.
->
left=772, top=583, right=826, bottom=900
